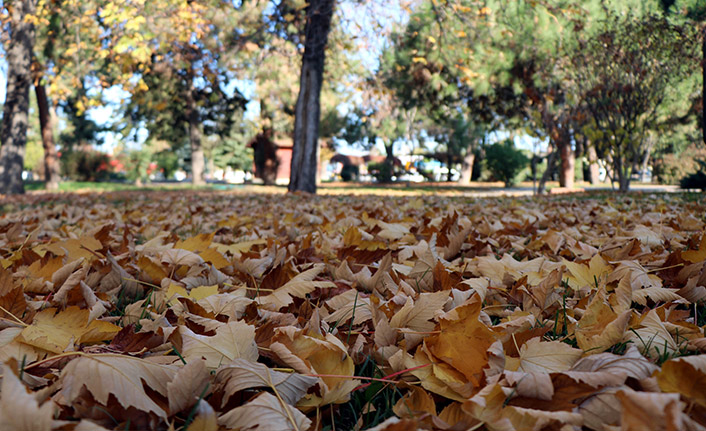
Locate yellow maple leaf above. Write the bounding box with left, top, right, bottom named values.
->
left=425, top=298, right=496, bottom=386
left=564, top=254, right=611, bottom=291
left=19, top=307, right=120, bottom=353
left=683, top=234, right=706, bottom=263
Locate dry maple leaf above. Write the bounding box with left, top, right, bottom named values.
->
left=270, top=315, right=359, bottom=405
left=656, top=355, right=706, bottom=408
left=683, top=234, right=706, bottom=263
left=160, top=248, right=205, bottom=267
left=425, top=298, right=496, bottom=387
left=563, top=254, right=611, bottom=291
left=259, top=264, right=336, bottom=309
left=616, top=388, right=685, bottom=431
left=58, top=353, right=177, bottom=419
left=176, top=320, right=259, bottom=369
left=0, top=327, right=43, bottom=362
left=167, top=359, right=212, bottom=415
left=566, top=345, right=658, bottom=387
left=217, top=392, right=311, bottom=431
left=575, top=290, right=632, bottom=354
left=625, top=309, right=678, bottom=359
left=214, top=358, right=318, bottom=407
left=0, top=364, right=56, bottom=431
left=19, top=306, right=121, bottom=353
left=517, top=338, right=583, bottom=373
left=184, top=400, right=219, bottom=431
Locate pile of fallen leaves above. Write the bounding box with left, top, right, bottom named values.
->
left=0, top=190, right=705, bottom=431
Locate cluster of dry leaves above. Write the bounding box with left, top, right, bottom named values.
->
left=0, top=190, right=705, bottom=431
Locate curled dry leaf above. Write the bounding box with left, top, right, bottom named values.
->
left=19, top=306, right=121, bottom=353
left=517, top=338, right=583, bottom=373
left=0, top=364, right=55, bottom=431
left=167, top=358, right=212, bottom=415
left=2, top=189, right=706, bottom=430
left=214, top=358, right=318, bottom=406
left=176, top=320, right=259, bottom=369
left=217, top=392, right=311, bottom=431
left=258, top=264, right=336, bottom=310
left=58, top=354, right=177, bottom=419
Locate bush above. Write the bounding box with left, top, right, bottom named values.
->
left=340, top=164, right=359, bottom=182
left=485, top=140, right=528, bottom=187
left=367, top=161, right=394, bottom=183
left=680, top=158, right=706, bottom=190
left=653, top=145, right=706, bottom=184
left=61, top=150, right=112, bottom=182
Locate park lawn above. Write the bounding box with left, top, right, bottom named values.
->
left=0, top=190, right=704, bottom=430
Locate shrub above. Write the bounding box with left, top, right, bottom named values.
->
left=367, top=161, right=394, bottom=183
left=340, top=164, right=359, bottom=182
left=485, top=140, right=528, bottom=187
left=680, top=158, right=706, bottom=191
left=654, top=146, right=706, bottom=185
left=60, top=150, right=112, bottom=182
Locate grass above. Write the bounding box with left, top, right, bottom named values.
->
left=19, top=179, right=685, bottom=199
left=24, top=180, right=220, bottom=193
left=330, top=356, right=404, bottom=430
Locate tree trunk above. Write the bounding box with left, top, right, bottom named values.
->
left=460, top=150, right=475, bottom=183
left=615, top=157, right=630, bottom=193
left=289, top=0, right=335, bottom=194
left=186, top=82, right=205, bottom=186
left=586, top=145, right=600, bottom=184
left=558, top=140, right=575, bottom=188
left=35, top=83, right=60, bottom=191
left=702, top=25, right=705, bottom=146
left=537, top=147, right=557, bottom=195
left=0, top=0, right=36, bottom=195
left=639, top=134, right=656, bottom=183
left=446, top=146, right=453, bottom=182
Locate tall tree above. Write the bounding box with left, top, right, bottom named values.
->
left=289, top=0, right=335, bottom=193
left=568, top=14, right=698, bottom=192
left=33, top=80, right=60, bottom=190
left=0, top=0, right=36, bottom=194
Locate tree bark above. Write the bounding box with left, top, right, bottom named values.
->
left=586, top=144, right=600, bottom=184
left=703, top=25, right=705, bottom=146
left=186, top=81, right=205, bottom=186
left=289, top=0, right=335, bottom=193
left=460, top=150, right=475, bottom=184
left=446, top=146, right=453, bottom=182
left=639, top=134, right=656, bottom=183
left=558, top=140, right=575, bottom=188
left=537, top=147, right=557, bottom=195
left=0, top=0, right=36, bottom=195
left=35, top=83, right=60, bottom=191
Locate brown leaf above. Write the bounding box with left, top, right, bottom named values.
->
left=217, top=392, right=311, bottom=430
left=59, top=354, right=177, bottom=418
left=0, top=364, right=55, bottom=431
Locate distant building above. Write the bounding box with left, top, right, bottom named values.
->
left=249, top=136, right=327, bottom=185
left=248, top=132, right=293, bottom=185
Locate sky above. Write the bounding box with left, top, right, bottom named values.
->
left=1, top=1, right=408, bottom=157
left=0, top=1, right=544, bottom=159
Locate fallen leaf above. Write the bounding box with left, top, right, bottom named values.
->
left=177, top=320, right=259, bottom=369
left=217, top=392, right=311, bottom=430
left=59, top=354, right=177, bottom=419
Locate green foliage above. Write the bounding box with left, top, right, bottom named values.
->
left=123, top=147, right=154, bottom=184
left=153, top=150, right=180, bottom=179
left=654, top=145, right=706, bottom=184
left=567, top=12, right=699, bottom=191
left=211, top=121, right=255, bottom=173
left=680, top=159, right=706, bottom=190
left=485, top=140, right=528, bottom=187
left=340, top=164, right=359, bottom=182
left=367, top=162, right=394, bottom=183
left=60, top=150, right=112, bottom=182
